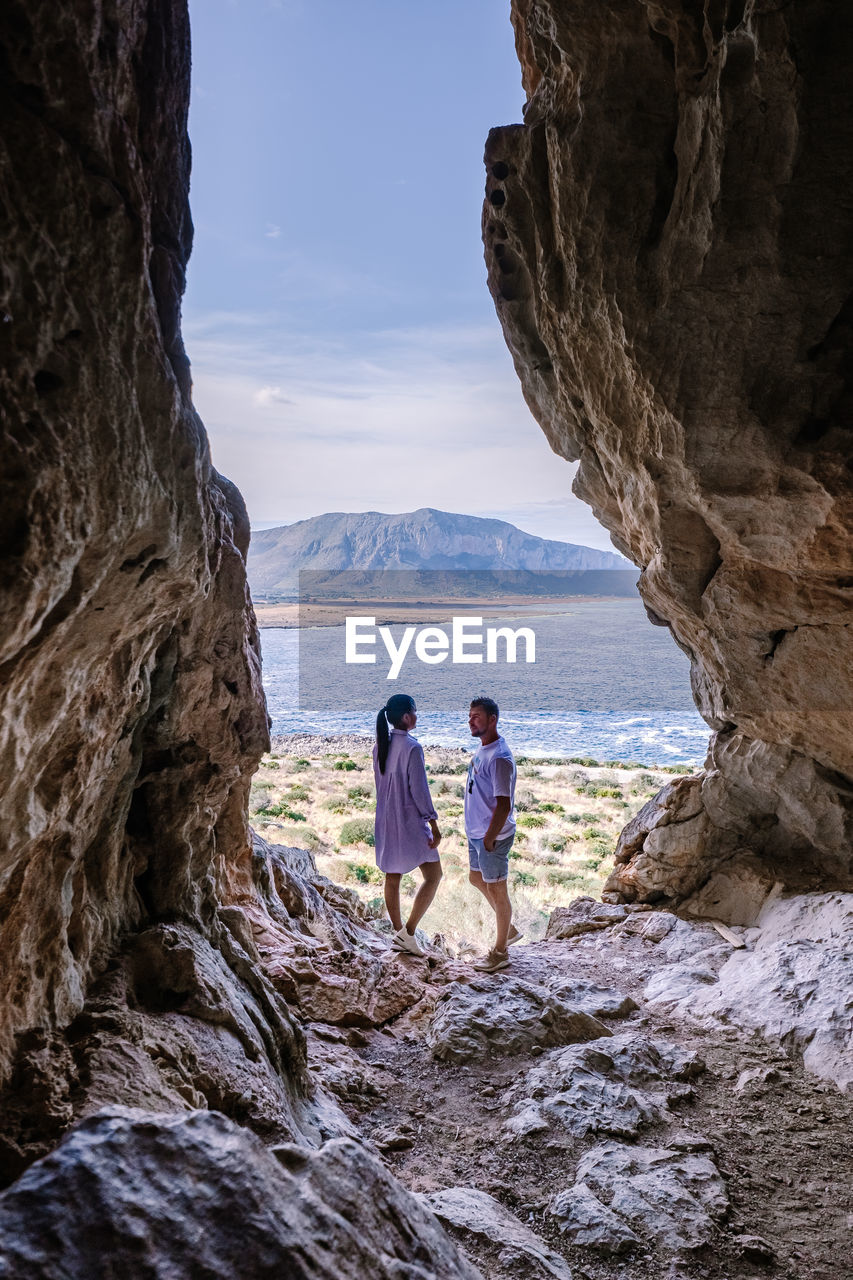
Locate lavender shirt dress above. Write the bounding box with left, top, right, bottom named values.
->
left=373, top=729, right=439, bottom=874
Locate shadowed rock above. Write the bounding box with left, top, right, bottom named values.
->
left=427, top=977, right=609, bottom=1063
left=0, top=1108, right=483, bottom=1279
left=485, top=1, right=853, bottom=900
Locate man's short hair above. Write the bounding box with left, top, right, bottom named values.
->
left=470, top=696, right=499, bottom=722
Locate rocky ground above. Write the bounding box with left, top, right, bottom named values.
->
left=315, top=910, right=853, bottom=1280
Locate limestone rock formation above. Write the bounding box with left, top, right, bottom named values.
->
left=643, top=891, right=853, bottom=1088
left=485, top=1, right=853, bottom=899
left=0, top=2, right=271, bottom=1092
left=426, top=977, right=609, bottom=1063
left=551, top=1139, right=729, bottom=1254
left=423, top=1186, right=572, bottom=1280
left=505, top=1032, right=704, bottom=1140
left=0, top=1108, right=482, bottom=1279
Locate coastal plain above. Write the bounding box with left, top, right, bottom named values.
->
left=251, top=737, right=689, bottom=950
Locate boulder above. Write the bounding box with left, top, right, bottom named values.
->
left=551, top=1141, right=729, bottom=1253
left=424, top=1186, right=572, bottom=1280
left=544, top=978, right=638, bottom=1019
left=506, top=1032, right=704, bottom=1140
left=545, top=898, right=628, bottom=939
left=0, top=1108, right=482, bottom=1279
left=426, top=978, right=609, bottom=1063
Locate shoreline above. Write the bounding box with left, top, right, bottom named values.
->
left=254, top=594, right=637, bottom=629
left=268, top=732, right=696, bottom=772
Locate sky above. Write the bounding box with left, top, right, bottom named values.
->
left=184, top=0, right=616, bottom=551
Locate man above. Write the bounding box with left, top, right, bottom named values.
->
left=464, top=696, right=523, bottom=972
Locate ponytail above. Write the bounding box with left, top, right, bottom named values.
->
left=376, top=693, right=416, bottom=774
left=376, top=705, right=391, bottom=774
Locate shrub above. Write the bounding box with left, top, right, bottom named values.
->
left=339, top=818, right=375, bottom=846
left=348, top=863, right=383, bottom=885
left=582, top=827, right=606, bottom=840
left=545, top=837, right=566, bottom=852
left=518, top=814, right=546, bottom=828
left=508, top=848, right=523, bottom=861
left=334, top=759, right=359, bottom=772
left=286, top=784, right=310, bottom=801
left=292, top=758, right=312, bottom=771
left=568, top=756, right=598, bottom=767
left=347, top=785, right=372, bottom=799
left=264, top=804, right=306, bottom=821
left=323, top=797, right=348, bottom=814
left=453, top=783, right=466, bottom=799
left=512, top=869, right=537, bottom=887
left=261, top=760, right=280, bottom=770
left=442, top=805, right=464, bottom=818
left=662, top=764, right=692, bottom=774
left=539, top=802, right=564, bottom=814
left=253, top=778, right=275, bottom=791
left=592, top=786, right=622, bottom=799
left=546, top=869, right=583, bottom=886
left=519, top=766, right=542, bottom=778
left=401, top=874, right=416, bottom=894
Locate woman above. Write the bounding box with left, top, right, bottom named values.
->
left=373, top=693, right=442, bottom=956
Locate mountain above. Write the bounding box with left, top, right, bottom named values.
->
left=247, top=508, right=632, bottom=598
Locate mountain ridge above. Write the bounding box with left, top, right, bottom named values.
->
left=247, top=507, right=631, bottom=597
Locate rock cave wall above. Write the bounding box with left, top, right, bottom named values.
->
left=0, top=2, right=280, bottom=1090
left=484, top=0, right=853, bottom=905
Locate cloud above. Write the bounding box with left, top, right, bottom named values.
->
left=264, top=223, right=281, bottom=239
left=252, top=384, right=292, bottom=407
left=183, top=310, right=615, bottom=550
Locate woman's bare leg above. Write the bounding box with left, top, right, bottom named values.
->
left=405, top=860, right=443, bottom=934
left=384, top=873, right=403, bottom=932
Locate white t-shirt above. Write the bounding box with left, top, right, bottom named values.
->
left=464, top=735, right=517, bottom=840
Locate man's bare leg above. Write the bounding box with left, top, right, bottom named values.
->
left=405, top=860, right=443, bottom=934
left=384, top=873, right=403, bottom=932
left=468, top=868, right=492, bottom=905
left=485, top=878, right=512, bottom=952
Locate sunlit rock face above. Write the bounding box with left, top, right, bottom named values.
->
left=0, top=3, right=270, bottom=1083
left=485, top=0, right=853, bottom=900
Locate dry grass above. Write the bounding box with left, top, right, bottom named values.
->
left=251, top=749, right=685, bottom=951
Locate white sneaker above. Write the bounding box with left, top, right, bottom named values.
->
left=508, top=925, right=525, bottom=946
left=392, top=927, right=425, bottom=957
left=473, top=948, right=510, bottom=973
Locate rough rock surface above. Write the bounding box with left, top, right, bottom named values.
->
left=426, top=977, right=609, bottom=1063
left=485, top=1, right=853, bottom=897
left=546, top=896, right=629, bottom=938
left=505, top=1032, right=704, bottom=1140
left=0, top=1108, right=482, bottom=1279
left=551, top=1139, right=729, bottom=1254
left=424, top=1186, right=572, bottom=1280
left=644, top=892, right=853, bottom=1089
left=0, top=2, right=270, bottom=1086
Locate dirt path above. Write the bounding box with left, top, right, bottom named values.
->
left=334, top=934, right=853, bottom=1280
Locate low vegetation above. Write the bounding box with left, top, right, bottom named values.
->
left=251, top=747, right=688, bottom=950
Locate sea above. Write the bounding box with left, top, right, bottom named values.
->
left=259, top=598, right=710, bottom=767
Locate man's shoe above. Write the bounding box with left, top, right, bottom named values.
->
left=392, top=927, right=425, bottom=957
left=473, top=948, right=510, bottom=973
left=507, top=925, right=524, bottom=946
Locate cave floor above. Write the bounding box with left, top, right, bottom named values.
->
left=338, top=936, right=853, bottom=1280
